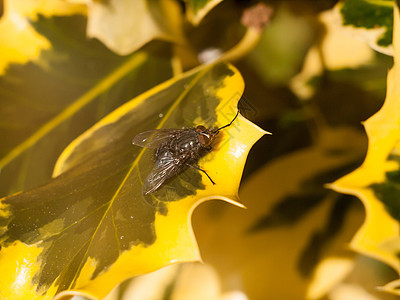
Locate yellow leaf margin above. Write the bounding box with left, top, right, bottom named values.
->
left=330, top=3, right=400, bottom=295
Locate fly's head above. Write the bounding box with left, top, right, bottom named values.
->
left=195, top=110, right=240, bottom=149
left=195, top=125, right=217, bottom=148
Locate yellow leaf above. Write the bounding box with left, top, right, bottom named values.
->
left=0, top=0, right=85, bottom=75
left=0, top=63, right=265, bottom=299
left=331, top=4, right=400, bottom=295
left=83, top=0, right=185, bottom=55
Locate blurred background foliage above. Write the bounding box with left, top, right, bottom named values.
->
left=1, top=0, right=399, bottom=299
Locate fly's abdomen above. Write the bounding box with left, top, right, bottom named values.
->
left=155, top=145, right=174, bottom=166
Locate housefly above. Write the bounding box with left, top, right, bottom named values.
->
left=132, top=111, right=239, bottom=195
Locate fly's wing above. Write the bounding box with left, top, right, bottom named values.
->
left=132, top=129, right=184, bottom=149
left=143, top=150, right=183, bottom=195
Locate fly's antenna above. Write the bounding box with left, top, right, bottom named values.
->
left=214, top=110, right=240, bottom=134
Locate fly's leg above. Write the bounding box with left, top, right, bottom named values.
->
left=186, top=164, right=216, bottom=185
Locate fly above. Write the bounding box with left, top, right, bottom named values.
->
left=132, top=111, right=239, bottom=195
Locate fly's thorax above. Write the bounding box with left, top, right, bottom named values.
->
left=169, top=129, right=202, bottom=153
left=155, top=127, right=216, bottom=165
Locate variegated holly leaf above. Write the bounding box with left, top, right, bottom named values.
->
left=0, top=10, right=173, bottom=198
left=335, top=0, right=394, bottom=55
left=290, top=8, right=377, bottom=100
left=331, top=4, right=400, bottom=295
left=0, top=0, right=85, bottom=75
left=0, top=63, right=266, bottom=299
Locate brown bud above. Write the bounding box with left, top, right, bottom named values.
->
left=241, top=3, right=274, bottom=32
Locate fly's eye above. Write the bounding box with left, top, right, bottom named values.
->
left=195, top=125, right=206, bottom=133
left=198, top=133, right=211, bottom=146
